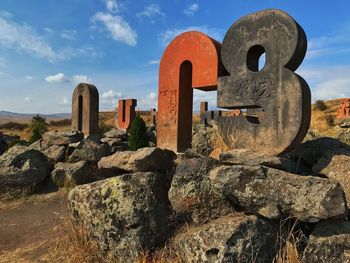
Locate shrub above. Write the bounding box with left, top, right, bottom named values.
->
left=314, top=100, right=327, bottom=111
left=128, top=114, right=148, bottom=151
left=28, top=115, right=48, bottom=144
left=0, top=122, right=28, bottom=130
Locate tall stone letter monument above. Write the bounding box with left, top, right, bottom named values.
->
left=71, top=83, right=99, bottom=136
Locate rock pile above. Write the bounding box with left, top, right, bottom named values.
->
left=66, top=137, right=350, bottom=263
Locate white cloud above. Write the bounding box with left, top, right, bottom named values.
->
left=73, top=75, right=92, bottom=84
left=44, top=27, right=53, bottom=34
left=148, top=59, right=160, bottom=65
left=60, top=97, right=70, bottom=106
left=184, top=3, right=199, bottom=16
left=25, top=75, right=33, bottom=80
left=60, top=29, right=77, bottom=40
left=45, top=73, right=71, bottom=83
left=159, top=26, right=225, bottom=46
left=91, top=12, right=137, bottom=46
left=137, top=4, right=165, bottom=19
left=24, top=96, right=32, bottom=102
left=101, top=89, right=123, bottom=105
left=0, top=10, right=13, bottom=19
left=140, top=91, right=158, bottom=109
left=0, top=14, right=97, bottom=61
left=106, top=0, right=119, bottom=13
left=297, top=66, right=350, bottom=101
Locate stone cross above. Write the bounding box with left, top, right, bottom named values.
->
left=71, top=83, right=99, bottom=135
left=118, top=99, right=137, bottom=130
left=336, top=98, right=350, bottom=119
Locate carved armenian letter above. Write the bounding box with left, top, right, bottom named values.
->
left=157, top=32, right=226, bottom=152
left=118, top=99, right=137, bottom=130
left=71, top=83, right=99, bottom=135
left=217, top=9, right=311, bottom=155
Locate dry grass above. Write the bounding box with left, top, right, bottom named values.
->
left=273, top=218, right=303, bottom=263
left=48, top=215, right=110, bottom=263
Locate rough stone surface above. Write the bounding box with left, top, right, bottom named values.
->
left=219, top=149, right=289, bottom=170
left=157, top=31, right=225, bottom=152
left=209, top=165, right=347, bottom=222
left=41, top=131, right=83, bottom=146
left=68, top=172, right=173, bottom=262
left=313, top=149, right=350, bottom=204
left=292, top=137, right=350, bottom=169
left=51, top=161, right=93, bottom=188
left=30, top=140, right=66, bottom=163
left=71, top=83, right=99, bottom=135
left=0, top=137, right=8, bottom=155
left=0, top=145, right=50, bottom=197
left=68, top=139, right=108, bottom=164
left=191, top=126, right=214, bottom=156
left=98, top=147, right=176, bottom=173
left=217, top=9, right=310, bottom=155
left=173, top=213, right=277, bottom=263
left=303, top=220, right=350, bottom=263
left=169, top=155, right=234, bottom=224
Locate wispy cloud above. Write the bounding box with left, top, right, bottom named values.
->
left=91, top=12, right=137, bottom=46
left=137, top=4, right=165, bottom=21
left=45, top=73, right=71, bottom=83
left=184, top=3, right=199, bottom=16
left=60, top=29, right=77, bottom=40
left=24, top=96, right=32, bottom=102
left=0, top=13, right=97, bottom=61
left=25, top=75, right=33, bottom=80
left=106, top=0, right=119, bottom=13
left=147, top=59, right=159, bottom=65
left=159, top=25, right=225, bottom=46
left=73, top=74, right=92, bottom=84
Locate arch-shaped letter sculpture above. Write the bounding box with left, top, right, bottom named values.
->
left=71, top=83, right=99, bottom=135
left=118, top=99, right=137, bottom=130
left=157, top=31, right=226, bottom=152
left=217, top=9, right=311, bottom=155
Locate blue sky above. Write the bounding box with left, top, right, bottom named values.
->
left=0, top=0, right=349, bottom=113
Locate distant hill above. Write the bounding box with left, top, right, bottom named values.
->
left=0, top=111, right=71, bottom=119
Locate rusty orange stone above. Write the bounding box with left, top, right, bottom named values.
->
left=157, top=31, right=225, bottom=152
left=336, top=98, right=350, bottom=119
left=118, top=99, right=137, bottom=130
left=228, top=109, right=242, bottom=117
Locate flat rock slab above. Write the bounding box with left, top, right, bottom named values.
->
left=209, top=165, right=347, bottom=222
left=51, top=161, right=93, bottom=188
left=313, top=149, right=350, bottom=204
left=68, top=172, right=173, bottom=262
left=303, top=220, right=350, bottom=263
left=98, top=147, right=176, bottom=173
left=169, top=156, right=234, bottom=224
left=173, top=213, right=277, bottom=263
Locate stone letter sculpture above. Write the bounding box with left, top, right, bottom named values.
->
left=217, top=9, right=311, bottom=155
left=336, top=98, right=350, bottom=119
left=71, top=83, right=99, bottom=135
left=118, top=99, right=137, bottom=130
left=157, top=32, right=226, bottom=152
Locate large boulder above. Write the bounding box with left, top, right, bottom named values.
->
left=68, top=139, right=108, bottom=164
left=30, top=140, right=66, bottom=163
left=209, top=165, right=347, bottom=222
left=173, top=213, right=277, bottom=263
left=169, top=155, right=234, bottom=224
left=98, top=147, right=176, bottom=173
left=313, top=149, right=350, bottom=204
left=219, top=149, right=290, bottom=170
left=0, top=145, right=50, bottom=197
left=303, top=220, right=350, bottom=263
left=68, top=172, right=173, bottom=262
left=42, top=131, right=83, bottom=146
left=51, top=161, right=95, bottom=188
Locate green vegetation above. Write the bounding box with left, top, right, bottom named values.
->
left=314, top=100, right=328, bottom=111
left=128, top=114, right=148, bottom=151
left=28, top=115, right=48, bottom=144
